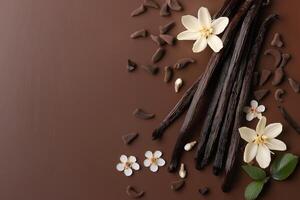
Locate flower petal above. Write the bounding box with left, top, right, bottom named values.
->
left=192, top=37, right=207, bottom=53
left=239, top=127, right=257, bottom=142
left=150, top=164, right=159, bottom=172
left=116, top=163, right=125, bottom=171
left=198, top=7, right=211, bottom=28
left=131, top=162, right=140, bottom=170
left=246, top=112, right=255, bottom=121
left=266, top=138, right=287, bottom=151
left=251, top=100, right=258, bottom=108
left=154, top=150, right=162, bottom=158
left=211, top=17, right=229, bottom=35
left=144, top=159, right=151, bottom=167
left=145, top=151, right=153, bottom=158
left=244, top=143, right=258, bottom=163
left=256, top=113, right=263, bottom=119
left=256, top=116, right=266, bottom=135
left=257, top=105, right=265, bottom=113
left=264, top=123, right=283, bottom=138
left=181, top=15, right=200, bottom=31
left=128, top=156, right=136, bottom=163
left=124, top=168, right=133, bottom=176
left=120, top=155, right=128, bottom=163
left=256, top=144, right=271, bottom=169
left=156, top=158, right=166, bottom=167
left=177, top=31, right=200, bottom=41
left=207, top=35, right=223, bottom=53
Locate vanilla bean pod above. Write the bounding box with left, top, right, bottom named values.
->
left=168, top=0, right=255, bottom=172
left=222, top=14, right=278, bottom=192
left=214, top=0, right=243, bottom=19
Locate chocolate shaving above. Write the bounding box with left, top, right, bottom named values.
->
left=127, top=59, right=138, bottom=72
left=159, top=21, right=175, bottom=34
left=272, top=67, right=285, bottom=86
left=126, top=185, right=145, bottom=199
left=278, top=105, right=300, bottom=134
left=254, top=89, right=270, bottom=101
left=160, top=2, right=171, bottom=16
left=133, top=108, right=155, bottom=120
left=171, top=180, right=185, bottom=191
left=264, top=48, right=282, bottom=68
left=164, top=66, right=173, bottom=83
left=141, top=65, right=159, bottom=75
left=288, top=78, right=300, bottom=93
left=131, top=5, right=147, bottom=17
left=122, top=133, right=139, bottom=145
left=143, top=0, right=160, bottom=9
left=159, top=34, right=175, bottom=45
left=259, top=69, right=272, bottom=86
left=167, top=0, right=183, bottom=11
left=173, top=58, right=196, bottom=70
left=271, top=32, right=284, bottom=48
left=274, top=88, right=285, bottom=102
left=130, top=29, right=148, bottom=39
left=152, top=47, right=166, bottom=63
left=150, top=34, right=166, bottom=46
left=198, top=187, right=210, bottom=195
left=279, top=53, right=291, bottom=68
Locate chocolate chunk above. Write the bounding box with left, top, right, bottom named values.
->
left=131, top=4, right=147, bottom=17
left=174, top=58, right=196, bottom=70
left=252, top=71, right=259, bottom=86
left=171, top=180, right=185, bottom=191
left=271, top=33, right=284, bottom=48
left=143, top=0, right=160, bottom=9
left=254, top=89, right=270, bottom=101
left=152, top=47, right=166, bottom=63
left=288, top=78, right=300, bottom=93
left=279, top=53, right=291, bottom=68
left=264, top=48, right=282, bottom=68
left=133, top=108, right=155, bottom=120
left=164, top=66, right=173, bottom=83
left=130, top=29, right=148, bottom=39
left=167, top=0, right=183, bottom=11
left=141, top=65, right=159, bottom=75
left=159, top=34, right=175, bottom=45
left=274, top=88, right=285, bottom=103
left=127, top=59, right=138, bottom=72
left=259, top=69, right=272, bottom=86
left=198, top=187, right=210, bottom=195
left=122, top=133, right=139, bottom=145
left=126, top=185, right=145, bottom=199
left=160, top=2, right=171, bottom=16
left=272, top=67, right=285, bottom=86
left=150, top=34, right=166, bottom=46
left=159, top=21, right=175, bottom=34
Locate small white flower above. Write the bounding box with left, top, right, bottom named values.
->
left=143, top=150, right=166, bottom=172
left=243, top=100, right=265, bottom=121
left=177, top=7, right=229, bottom=53
left=239, top=116, right=287, bottom=169
left=116, top=155, right=140, bottom=176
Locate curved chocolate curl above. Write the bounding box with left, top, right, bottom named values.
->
left=279, top=53, right=291, bottom=68
left=126, top=185, right=145, bottom=199
left=264, top=48, right=282, bottom=68
left=133, top=108, right=155, bottom=120
left=173, top=58, right=196, bottom=70
left=122, top=133, right=139, bottom=145
left=272, top=67, right=285, bottom=86
left=159, top=21, right=176, bottom=34
left=130, top=29, right=148, bottom=39
left=131, top=5, right=147, bottom=17
left=288, top=78, right=300, bottom=93
left=143, top=0, right=160, bottom=9
left=167, top=0, right=183, bottom=11
left=274, top=88, right=285, bottom=102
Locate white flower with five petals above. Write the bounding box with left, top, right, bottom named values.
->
left=243, top=100, right=265, bottom=121
left=177, top=7, right=229, bottom=53
left=143, top=150, right=166, bottom=172
left=239, top=116, right=287, bottom=169
left=116, top=155, right=140, bottom=176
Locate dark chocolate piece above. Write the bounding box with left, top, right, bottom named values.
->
left=198, top=187, right=210, bottom=195
left=164, top=66, right=173, bottom=83
left=278, top=106, right=300, bottom=134
left=130, top=29, right=148, bottom=39
left=160, top=2, right=171, bottom=16
left=159, top=34, right=175, bottom=45
left=131, top=5, right=147, bottom=17
left=271, top=32, right=284, bottom=48
left=122, top=133, right=139, bottom=145
left=171, top=180, right=185, bottom=191
left=279, top=53, right=291, bottom=68
left=152, top=47, right=166, bottom=63
left=264, top=48, right=282, bottom=68
left=272, top=67, right=285, bottom=86
left=127, top=59, right=138, bottom=72
left=274, top=88, right=285, bottom=102
left=167, top=0, right=183, bottom=11
left=288, top=78, right=300, bottom=93
left=259, top=69, right=272, bottom=86
left=143, top=0, right=160, bottom=9
left=173, top=58, right=196, bottom=70
left=133, top=108, right=155, bottom=120
left=150, top=34, right=166, bottom=46
left=126, top=185, right=145, bottom=199
left=141, top=65, right=159, bottom=75
left=254, top=89, right=270, bottom=101
left=159, top=21, right=175, bottom=34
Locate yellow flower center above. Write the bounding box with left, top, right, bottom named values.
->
left=150, top=157, right=157, bottom=164
left=254, top=135, right=267, bottom=144
left=200, top=27, right=213, bottom=38
left=124, top=161, right=132, bottom=169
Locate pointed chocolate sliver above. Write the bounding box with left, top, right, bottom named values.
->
left=152, top=47, right=166, bottom=63
left=127, top=59, right=137, bottom=72
left=171, top=180, right=185, bottom=191
left=272, top=67, right=285, bottom=86
left=167, top=0, right=183, bottom=11
left=130, top=29, right=148, bottom=39
left=159, top=34, right=175, bottom=45
left=254, top=89, right=270, bottom=101
left=131, top=4, right=147, bottom=17
left=271, top=33, right=284, bottom=48
left=133, top=108, right=155, bottom=120
left=122, top=133, right=139, bottom=145
left=143, top=0, right=160, bottom=9
left=150, top=34, right=166, bottom=46
left=160, top=2, right=170, bottom=16
left=279, top=53, right=291, bottom=68
left=159, top=21, right=175, bottom=34
left=259, top=69, right=272, bottom=86
left=288, top=78, right=300, bottom=93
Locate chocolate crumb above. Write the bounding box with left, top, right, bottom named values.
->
left=160, top=2, right=171, bottom=16
left=259, top=69, right=272, bottom=86
left=159, top=34, right=175, bottom=45
left=272, top=67, right=285, bottom=86
left=274, top=88, right=285, bottom=102
left=150, top=34, right=166, bottom=46
left=122, top=133, right=139, bottom=145
left=288, top=78, right=300, bottom=93
left=254, top=89, right=270, bottom=101
left=152, top=47, right=166, bottom=63
left=174, top=58, right=196, bottom=70
left=126, top=185, right=145, bottom=199
left=141, top=65, right=159, bottom=75
left=198, top=187, right=210, bottom=196
left=264, top=48, right=282, bottom=68
left=159, top=21, right=175, bottom=34
left=130, top=29, right=148, bottom=39
left=271, top=33, right=284, bottom=48
left=171, top=180, right=185, bottom=191
left=131, top=5, right=147, bottom=17
left=164, top=66, right=173, bottom=83
left=167, top=0, right=183, bottom=11
left=127, top=59, right=138, bottom=72
left=279, top=53, right=291, bottom=68
left=133, top=108, right=155, bottom=120
left=143, top=0, right=160, bottom=9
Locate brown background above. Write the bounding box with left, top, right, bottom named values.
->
left=0, top=0, right=299, bottom=199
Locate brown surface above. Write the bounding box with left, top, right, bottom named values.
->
left=0, top=0, right=299, bottom=199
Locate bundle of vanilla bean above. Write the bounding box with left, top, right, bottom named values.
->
left=152, top=0, right=277, bottom=192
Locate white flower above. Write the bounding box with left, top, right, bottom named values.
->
left=239, top=116, right=287, bottom=169
left=143, top=150, right=166, bottom=172
left=116, top=155, right=140, bottom=176
left=243, top=100, right=265, bottom=121
left=177, top=7, right=229, bottom=53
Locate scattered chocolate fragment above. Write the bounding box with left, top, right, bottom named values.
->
left=150, top=34, right=166, bottom=46
left=141, top=65, right=159, bottom=75
left=131, top=4, right=147, bottom=17
left=143, top=0, right=160, bottom=9
left=122, top=133, right=139, bottom=145
left=171, top=180, right=185, bottom=191
left=264, top=48, right=282, bottom=68
left=271, top=32, right=284, bottom=48
left=126, top=185, right=145, bottom=199
left=252, top=71, right=259, bottom=86
left=152, top=47, right=166, bottom=63
left=272, top=67, right=285, bottom=86
left=173, top=58, right=196, bottom=70
left=164, top=66, right=173, bottom=83
left=130, top=29, right=148, bottom=39
left=160, top=2, right=171, bottom=16
left=159, top=21, right=176, bottom=34
left=133, top=108, right=155, bottom=120
left=259, top=69, right=272, bottom=86
left=127, top=59, right=138, bottom=72
left=198, top=187, right=210, bottom=196
left=167, top=0, right=183, bottom=11
left=274, top=88, right=285, bottom=102
left=278, top=105, right=300, bottom=134
left=288, top=78, right=300, bottom=93
left=254, top=89, right=270, bottom=101
left=159, top=34, right=175, bottom=45
left=279, top=53, right=291, bottom=68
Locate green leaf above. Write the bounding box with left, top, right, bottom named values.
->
left=244, top=179, right=268, bottom=200
left=242, top=165, right=266, bottom=181
left=270, top=153, right=299, bottom=181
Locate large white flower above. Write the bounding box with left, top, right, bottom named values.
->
left=243, top=100, right=265, bottom=121
left=143, top=150, right=166, bottom=172
left=177, top=7, right=229, bottom=53
left=116, top=155, right=140, bottom=176
left=239, top=117, right=287, bottom=169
